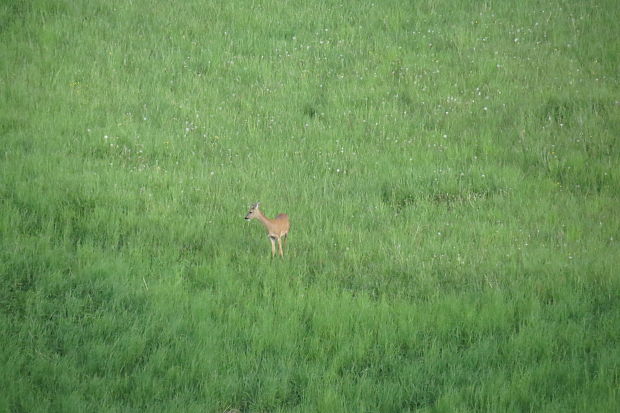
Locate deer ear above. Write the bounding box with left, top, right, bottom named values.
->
left=256, top=202, right=260, bottom=208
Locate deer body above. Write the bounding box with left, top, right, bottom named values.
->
left=245, top=203, right=290, bottom=257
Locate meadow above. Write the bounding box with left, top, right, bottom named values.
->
left=1, top=0, right=619, bottom=411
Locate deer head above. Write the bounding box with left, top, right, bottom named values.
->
left=244, top=202, right=261, bottom=220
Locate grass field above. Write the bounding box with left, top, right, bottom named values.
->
left=1, top=0, right=619, bottom=411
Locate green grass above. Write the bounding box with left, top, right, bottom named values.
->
left=1, top=0, right=619, bottom=411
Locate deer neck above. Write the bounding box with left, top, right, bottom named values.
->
left=254, top=210, right=274, bottom=230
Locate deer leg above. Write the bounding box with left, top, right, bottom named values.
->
left=269, top=236, right=276, bottom=258
left=277, top=237, right=284, bottom=257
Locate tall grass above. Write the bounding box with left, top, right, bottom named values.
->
left=1, top=0, right=619, bottom=411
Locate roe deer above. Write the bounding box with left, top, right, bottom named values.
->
left=245, top=202, right=290, bottom=257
